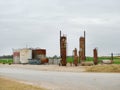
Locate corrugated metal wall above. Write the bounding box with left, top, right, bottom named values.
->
left=20, top=49, right=32, bottom=64
left=13, top=50, right=20, bottom=64
left=48, top=58, right=60, bottom=65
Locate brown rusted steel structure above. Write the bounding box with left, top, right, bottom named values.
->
left=60, top=31, right=67, bottom=66
left=73, top=48, right=78, bottom=66
left=32, top=49, right=46, bottom=59
left=79, top=31, right=86, bottom=62
left=32, top=49, right=48, bottom=64
left=93, top=48, right=98, bottom=65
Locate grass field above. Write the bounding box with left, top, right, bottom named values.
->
left=0, top=56, right=120, bottom=64
left=67, top=56, right=120, bottom=64
left=0, top=59, right=13, bottom=64
left=0, top=77, right=46, bottom=90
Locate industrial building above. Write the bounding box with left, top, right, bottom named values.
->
left=13, top=48, right=47, bottom=64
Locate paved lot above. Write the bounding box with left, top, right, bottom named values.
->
left=0, top=66, right=120, bottom=90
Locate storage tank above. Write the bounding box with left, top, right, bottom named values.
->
left=20, top=48, right=32, bottom=64
left=32, top=49, right=46, bottom=59
left=13, top=49, right=20, bottom=64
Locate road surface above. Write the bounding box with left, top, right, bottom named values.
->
left=0, top=66, right=120, bottom=90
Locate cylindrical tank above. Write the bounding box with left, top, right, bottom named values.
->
left=20, top=48, right=32, bottom=64
left=41, top=58, right=49, bottom=64
left=32, top=49, right=46, bottom=59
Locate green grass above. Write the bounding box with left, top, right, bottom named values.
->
left=1, top=56, right=120, bottom=64
left=86, top=57, right=93, bottom=61
left=67, top=56, right=74, bottom=63
left=67, top=56, right=120, bottom=64
left=0, top=59, right=13, bottom=64
left=113, top=59, right=120, bottom=64
left=98, top=56, right=120, bottom=64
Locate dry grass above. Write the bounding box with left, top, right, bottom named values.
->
left=86, top=64, right=120, bottom=72
left=0, top=77, right=46, bottom=90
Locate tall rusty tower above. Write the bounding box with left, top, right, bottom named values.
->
left=60, top=31, right=67, bottom=66
left=79, top=31, right=86, bottom=62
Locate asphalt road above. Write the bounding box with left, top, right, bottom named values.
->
left=0, top=67, right=120, bottom=90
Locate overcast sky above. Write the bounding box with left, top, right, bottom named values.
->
left=0, top=0, right=120, bottom=56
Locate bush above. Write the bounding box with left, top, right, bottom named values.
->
left=9, top=63, right=12, bottom=65
left=3, top=62, right=5, bottom=64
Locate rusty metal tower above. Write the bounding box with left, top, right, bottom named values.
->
left=73, top=48, right=78, bottom=66
left=60, top=31, right=67, bottom=66
left=79, top=31, right=86, bottom=62
left=93, top=48, right=98, bottom=65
